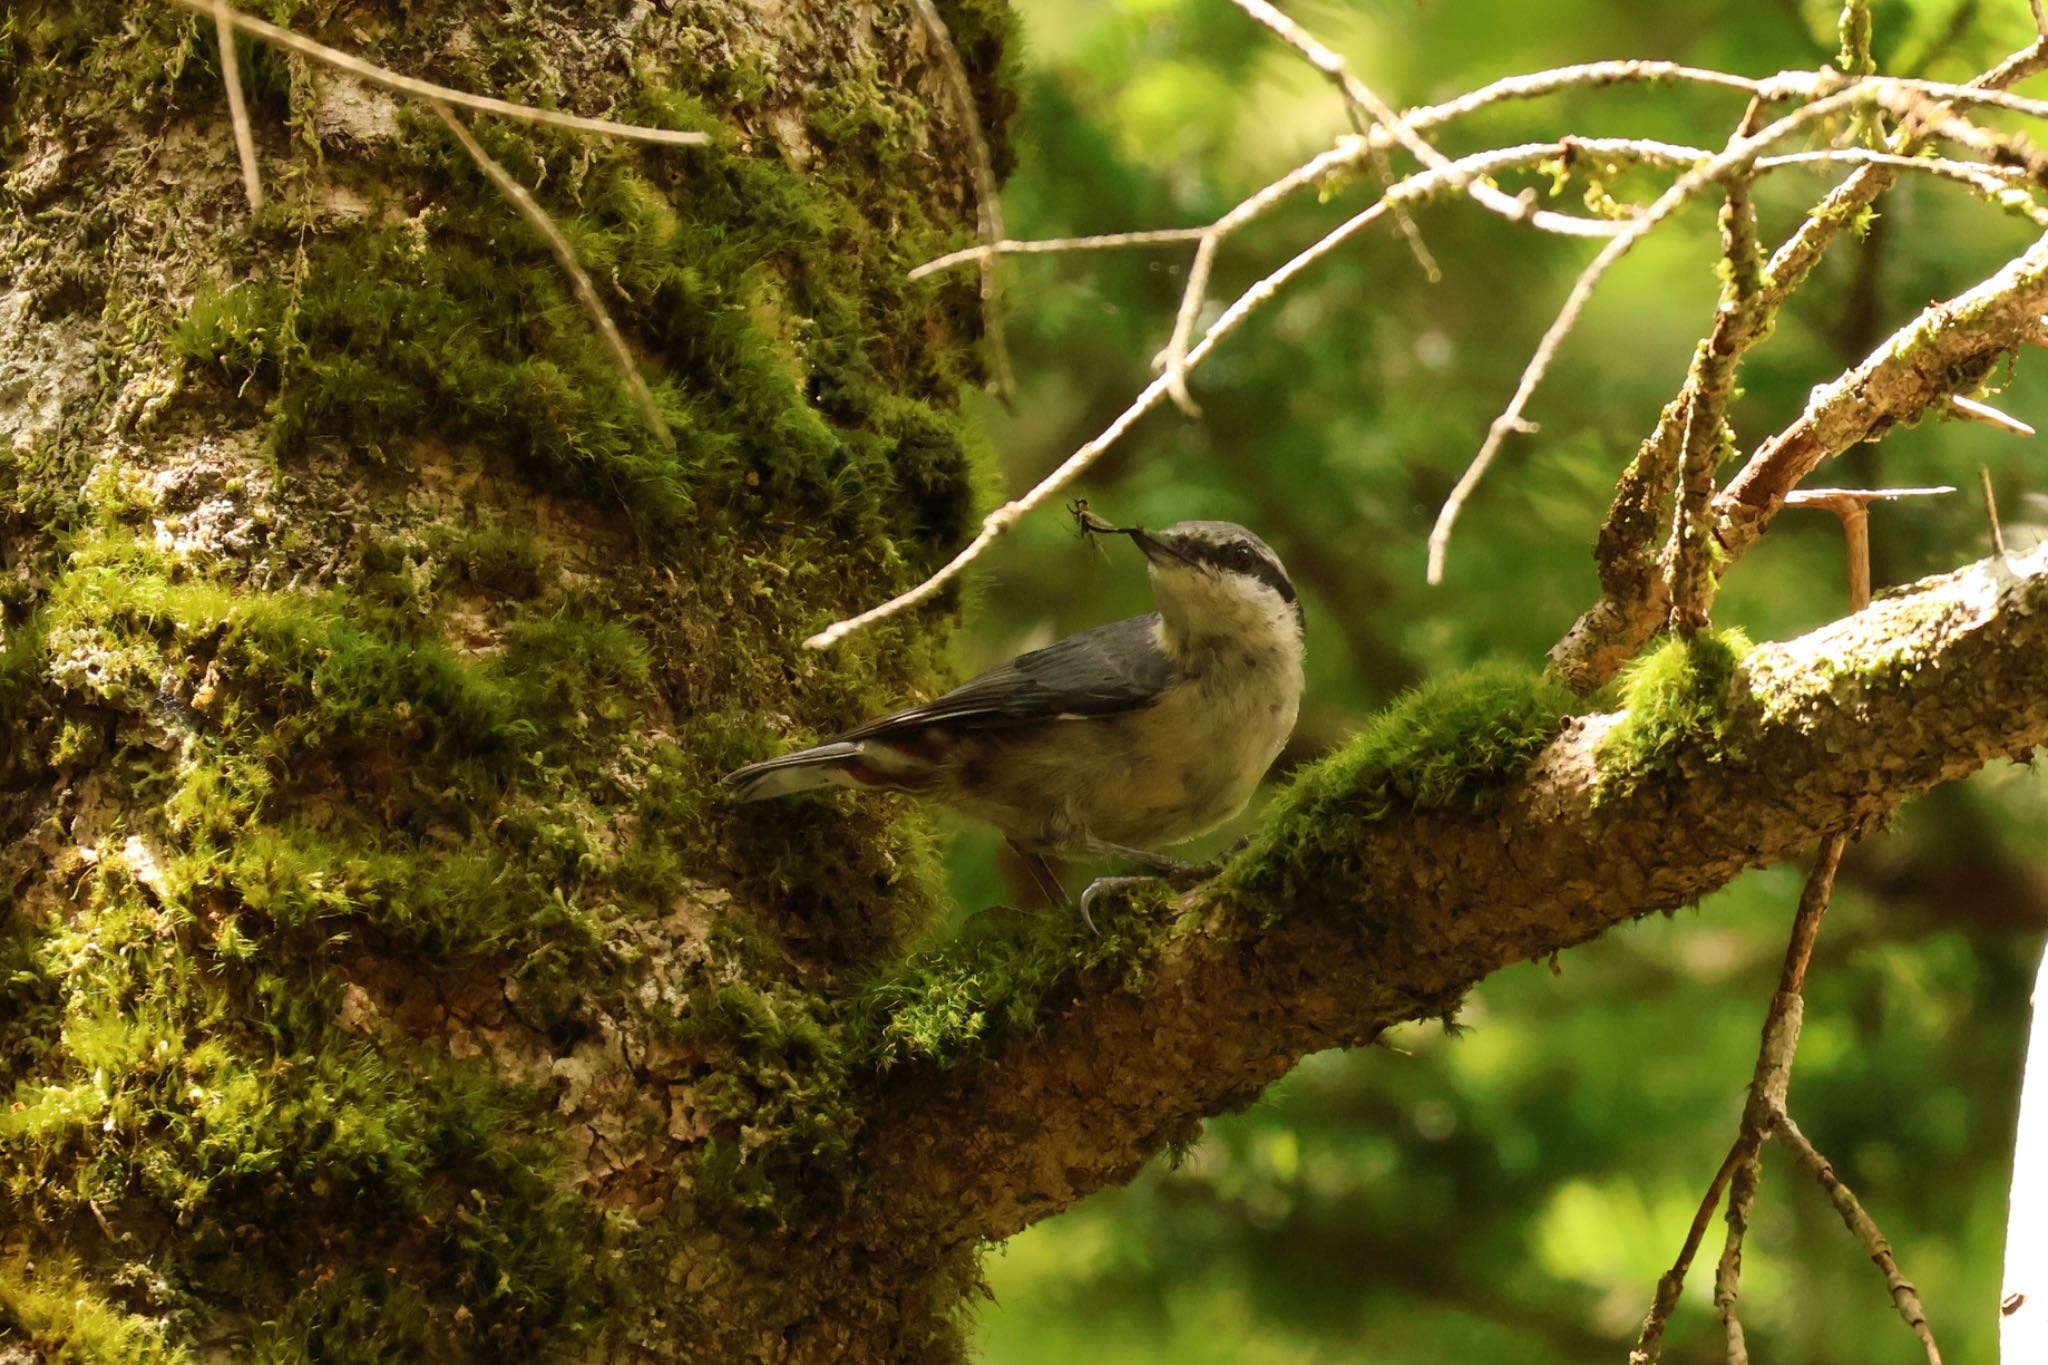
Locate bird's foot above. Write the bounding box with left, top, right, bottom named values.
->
left=1071, top=835, right=1252, bottom=932
left=1077, top=876, right=1158, bottom=935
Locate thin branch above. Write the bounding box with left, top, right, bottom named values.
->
left=908, top=227, right=1212, bottom=280
left=165, top=0, right=711, bottom=146
left=1773, top=1108, right=1943, bottom=1364
left=1950, top=393, right=2038, bottom=435
left=806, top=138, right=1622, bottom=650
left=1669, top=100, right=1768, bottom=635
left=908, top=0, right=1014, bottom=404
left=212, top=0, right=261, bottom=211
left=1427, top=83, right=1868, bottom=586
left=1712, top=834, right=1846, bottom=1365
left=1225, top=0, right=1629, bottom=241
left=1224, top=0, right=1440, bottom=281
left=1629, top=1138, right=1744, bottom=1364
left=1983, top=465, right=2010, bottom=556
left=428, top=100, right=673, bottom=449
left=2004, top=942, right=2048, bottom=1362
left=1392, top=61, right=1764, bottom=141
left=1550, top=42, right=2048, bottom=691
left=1783, top=486, right=1955, bottom=612
left=2033, top=0, right=2048, bottom=43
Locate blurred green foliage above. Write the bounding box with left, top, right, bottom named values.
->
left=948, top=1, right=2048, bottom=1360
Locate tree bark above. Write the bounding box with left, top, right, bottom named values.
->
left=1, top=1, right=1007, bottom=1359
left=5, top=5, right=2048, bottom=1364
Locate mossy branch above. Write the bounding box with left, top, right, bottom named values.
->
left=856, top=543, right=2048, bottom=1258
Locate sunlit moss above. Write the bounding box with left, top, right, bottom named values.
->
left=1595, top=629, right=1753, bottom=794
left=1231, top=662, right=1581, bottom=902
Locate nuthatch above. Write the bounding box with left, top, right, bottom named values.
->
left=724, top=509, right=1305, bottom=930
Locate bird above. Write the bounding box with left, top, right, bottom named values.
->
left=724, top=510, right=1305, bottom=930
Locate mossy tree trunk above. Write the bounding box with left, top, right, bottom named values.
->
left=1, top=2, right=1010, bottom=1359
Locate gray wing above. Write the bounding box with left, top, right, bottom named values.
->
left=834, top=613, right=1176, bottom=742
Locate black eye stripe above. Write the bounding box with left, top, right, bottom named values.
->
left=1176, top=538, right=1296, bottom=604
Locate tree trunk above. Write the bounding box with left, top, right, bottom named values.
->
left=1, top=1, right=1008, bottom=1358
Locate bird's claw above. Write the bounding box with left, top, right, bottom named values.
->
left=1077, top=875, right=1148, bottom=935
left=1075, top=839, right=1250, bottom=934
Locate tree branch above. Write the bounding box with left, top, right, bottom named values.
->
left=1552, top=225, right=2048, bottom=689
left=860, top=544, right=2048, bottom=1260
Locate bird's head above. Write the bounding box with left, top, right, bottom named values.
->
left=1075, top=508, right=1301, bottom=659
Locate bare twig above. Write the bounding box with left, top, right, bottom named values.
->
left=1184, top=0, right=1671, bottom=418
left=908, top=227, right=1212, bottom=280
left=807, top=139, right=1596, bottom=649
left=1951, top=393, right=2038, bottom=435
left=908, top=0, right=1014, bottom=404
left=1428, top=82, right=1867, bottom=586
left=1629, top=1138, right=1744, bottom=1364
left=166, top=0, right=711, bottom=146
left=1390, top=61, right=1763, bottom=142
left=1163, top=2, right=1646, bottom=414
left=1224, top=0, right=1438, bottom=280
left=429, top=100, right=673, bottom=448
left=2005, top=943, right=2048, bottom=1362
left=1783, top=486, right=1954, bottom=611
left=1633, top=837, right=1847, bottom=1363
left=1773, top=1108, right=1942, bottom=1364
left=908, top=144, right=2048, bottom=283
left=212, top=0, right=261, bottom=211
left=2033, top=0, right=2048, bottom=43
left=1224, top=0, right=1629, bottom=241
left=1711, top=834, right=1846, bottom=1364
left=1983, top=465, right=2009, bottom=556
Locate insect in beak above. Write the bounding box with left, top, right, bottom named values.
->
left=1070, top=500, right=1189, bottom=565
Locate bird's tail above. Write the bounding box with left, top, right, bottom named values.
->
left=722, top=742, right=865, bottom=802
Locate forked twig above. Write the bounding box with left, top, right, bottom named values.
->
left=1632, top=836, right=1845, bottom=1364
left=1784, top=486, right=1954, bottom=612
left=1628, top=1137, right=1744, bottom=1363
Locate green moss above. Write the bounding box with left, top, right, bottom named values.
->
left=850, top=898, right=1155, bottom=1071
left=0, top=1253, right=188, bottom=1364
left=1232, top=662, right=1581, bottom=900
left=1595, top=628, right=1754, bottom=793
left=1, top=872, right=605, bottom=1356
left=0, top=608, right=46, bottom=727
left=6, top=0, right=1011, bottom=1349
left=674, top=982, right=863, bottom=1220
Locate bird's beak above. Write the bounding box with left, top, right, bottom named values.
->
left=1126, top=527, right=1189, bottom=566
